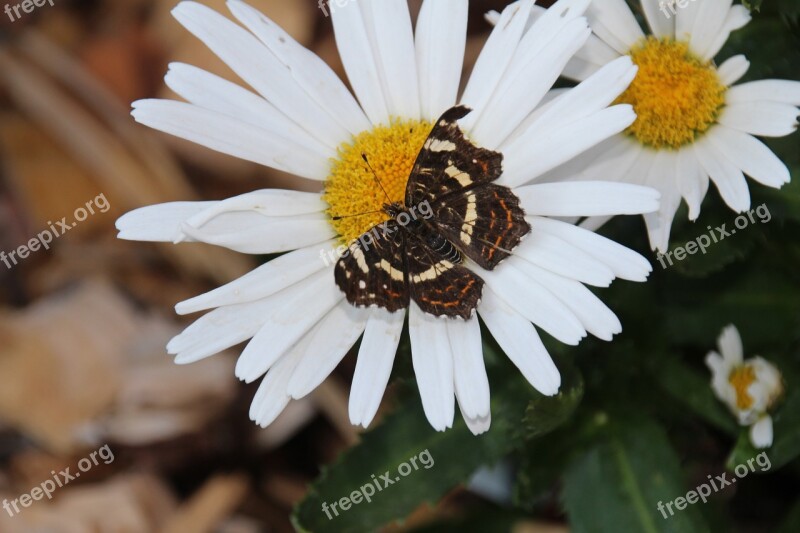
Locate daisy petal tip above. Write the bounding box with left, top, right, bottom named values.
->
left=484, top=10, right=500, bottom=25
left=172, top=353, right=197, bottom=365
left=465, top=413, right=492, bottom=436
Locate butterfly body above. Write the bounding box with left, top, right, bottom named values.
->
left=335, top=106, right=530, bottom=319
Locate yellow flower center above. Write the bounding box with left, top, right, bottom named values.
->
left=324, top=119, right=433, bottom=244
left=614, top=37, right=727, bottom=149
left=729, top=365, right=757, bottom=410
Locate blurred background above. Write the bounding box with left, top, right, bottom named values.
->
left=0, top=0, right=567, bottom=531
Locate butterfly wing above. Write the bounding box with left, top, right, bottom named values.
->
left=405, top=106, right=503, bottom=208
left=334, top=220, right=409, bottom=312
left=432, top=183, right=531, bottom=270
left=406, top=105, right=530, bottom=270
left=405, top=234, right=484, bottom=319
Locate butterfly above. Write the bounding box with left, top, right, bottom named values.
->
left=334, top=106, right=531, bottom=319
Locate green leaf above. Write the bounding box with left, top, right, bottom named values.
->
left=522, top=357, right=584, bottom=439
left=718, top=17, right=800, bottom=82
left=661, top=266, right=800, bottom=346
left=742, top=0, right=763, bottom=12
left=292, top=345, right=583, bottom=533
left=658, top=357, right=738, bottom=435
left=563, top=413, right=709, bottom=533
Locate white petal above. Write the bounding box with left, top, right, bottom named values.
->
left=727, top=79, right=800, bottom=106
left=675, top=0, right=703, bottom=41
left=349, top=309, right=405, bottom=427
left=643, top=150, right=682, bottom=253
left=170, top=295, right=282, bottom=364
left=172, top=2, right=349, bottom=148
left=226, top=0, right=371, bottom=136
left=718, top=324, right=744, bottom=365
left=187, top=190, right=328, bottom=224
left=676, top=145, right=709, bottom=220
left=409, top=303, right=455, bottom=431
left=176, top=241, right=335, bottom=315
left=286, top=302, right=368, bottom=399
left=693, top=137, right=751, bottom=213
left=641, top=0, right=673, bottom=39
left=751, top=357, right=782, bottom=394
left=515, top=181, right=660, bottom=217
left=116, top=201, right=214, bottom=242
left=448, top=318, right=490, bottom=419
left=511, top=259, right=622, bottom=341
left=180, top=212, right=335, bottom=255
left=501, top=105, right=636, bottom=187
left=165, top=63, right=333, bottom=157
left=705, top=351, right=735, bottom=401
left=513, top=230, right=616, bottom=287
left=461, top=410, right=492, bottom=436
left=575, top=34, right=623, bottom=68
left=479, top=263, right=586, bottom=346
left=479, top=287, right=561, bottom=395
left=331, top=0, right=389, bottom=125
left=234, top=270, right=343, bottom=383
left=249, top=347, right=303, bottom=427
left=470, top=18, right=590, bottom=148
left=579, top=215, right=613, bottom=232
left=131, top=100, right=331, bottom=180
left=705, top=350, right=725, bottom=376
left=360, top=0, right=420, bottom=118
left=717, top=55, right=750, bottom=87
left=586, top=0, right=645, bottom=54
left=562, top=56, right=603, bottom=81
left=718, top=101, right=800, bottom=137
left=750, top=415, right=773, bottom=449
left=416, top=0, right=468, bottom=120
left=706, top=126, right=791, bottom=188
left=501, top=57, right=637, bottom=152
left=689, top=0, right=733, bottom=59
left=460, top=0, right=535, bottom=130
left=527, top=216, right=652, bottom=282
left=482, top=0, right=593, bottom=118
left=700, top=5, right=752, bottom=61
left=537, top=135, right=640, bottom=187
left=564, top=31, right=622, bottom=82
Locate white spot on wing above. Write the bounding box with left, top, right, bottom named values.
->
left=424, top=138, right=457, bottom=152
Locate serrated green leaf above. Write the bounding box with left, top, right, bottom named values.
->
left=563, top=414, right=709, bottom=533
left=522, top=357, right=584, bottom=439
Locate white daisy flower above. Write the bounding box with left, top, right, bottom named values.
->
left=117, top=0, right=660, bottom=435
left=490, top=0, right=800, bottom=251
left=705, top=324, right=783, bottom=449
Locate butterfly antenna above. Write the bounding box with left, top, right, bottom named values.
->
left=361, top=153, right=393, bottom=204
left=331, top=209, right=384, bottom=221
